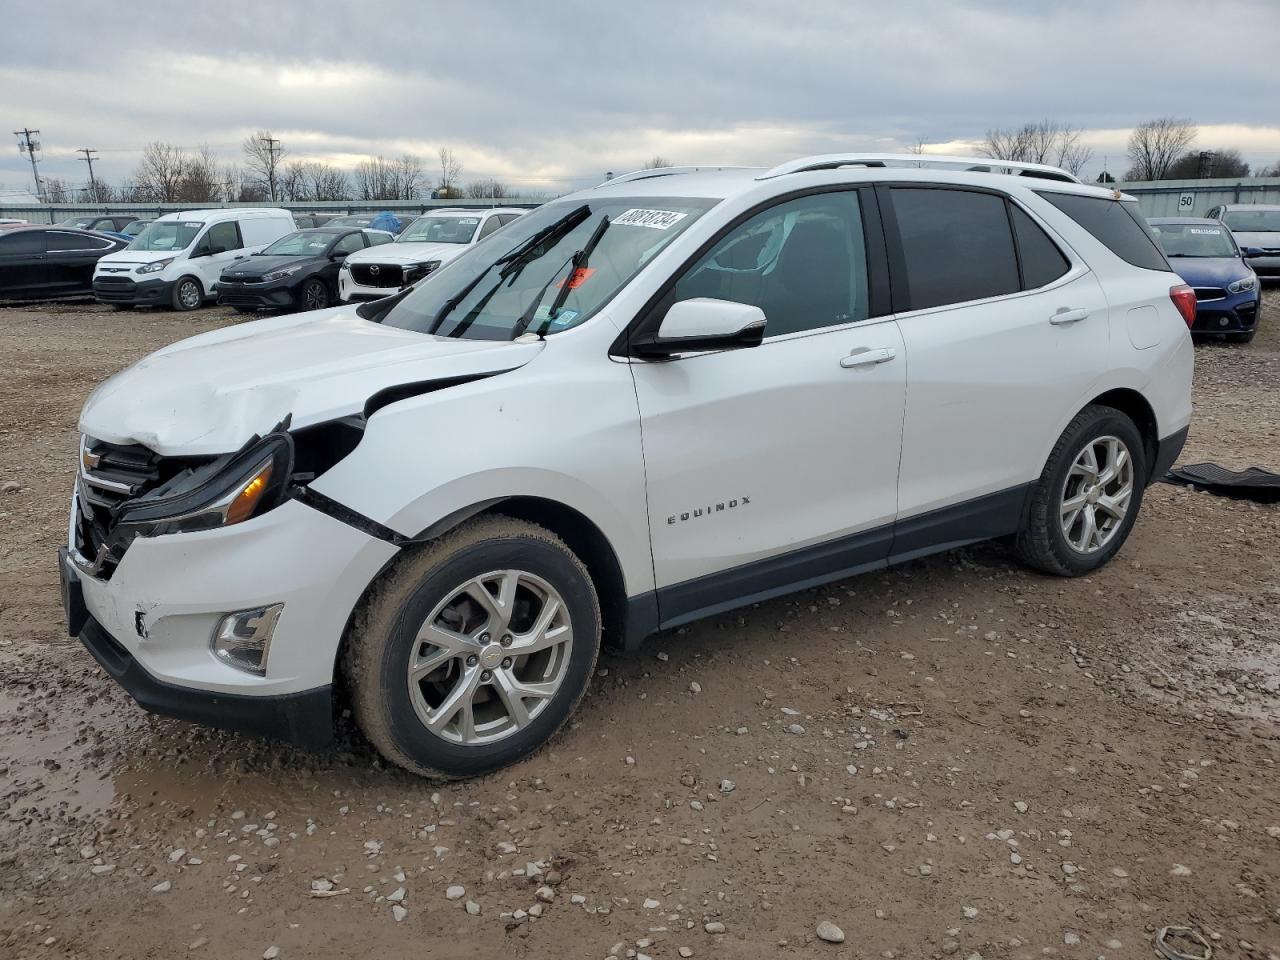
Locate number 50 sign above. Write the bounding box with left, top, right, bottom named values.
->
left=1178, top=192, right=1195, bottom=212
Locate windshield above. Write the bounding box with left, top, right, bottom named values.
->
left=59, top=217, right=95, bottom=228
left=382, top=197, right=717, bottom=340
left=1222, top=210, right=1280, bottom=233
left=122, top=220, right=149, bottom=236
left=1151, top=223, right=1239, bottom=258
left=260, top=231, right=336, bottom=256
left=327, top=216, right=375, bottom=228
left=398, top=216, right=480, bottom=244
left=128, top=220, right=202, bottom=252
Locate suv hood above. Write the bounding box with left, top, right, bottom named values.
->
left=345, top=241, right=468, bottom=266
left=79, top=307, right=542, bottom=456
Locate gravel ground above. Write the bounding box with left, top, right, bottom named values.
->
left=1, top=294, right=1278, bottom=960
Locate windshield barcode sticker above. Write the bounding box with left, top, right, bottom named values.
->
left=613, top=209, right=688, bottom=230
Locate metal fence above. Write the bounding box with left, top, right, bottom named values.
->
left=0, top=198, right=542, bottom=225
left=1115, top=177, right=1280, bottom=218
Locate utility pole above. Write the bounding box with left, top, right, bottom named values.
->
left=13, top=128, right=43, bottom=201
left=77, top=147, right=100, bottom=199
left=259, top=136, right=281, bottom=202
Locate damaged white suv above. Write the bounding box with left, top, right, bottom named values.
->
left=62, top=155, right=1194, bottom=778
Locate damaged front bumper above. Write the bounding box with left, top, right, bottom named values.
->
left=62, top=489, right=398, bottom=747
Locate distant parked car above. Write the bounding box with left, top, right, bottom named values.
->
left=0, top=226, right=128, bottom=300
left=1150, top=218, right=1260, bottom=342
left=0, top=217, right=28, bottom=226
left=216, top=228, right=393, bottom=313
left=57, top=214, right=139, bottom=233
left=1205, top=203, right=1280, bottom=279
left=338, top=208, right=525, bottom=301
left=92, top=208, right=296, bottom=311
left=120, top=218, right=153, bottom=238
left=292, top=214, right=337, bottom=229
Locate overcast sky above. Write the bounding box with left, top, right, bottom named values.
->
left=2, top=0, right=1278, bottom=199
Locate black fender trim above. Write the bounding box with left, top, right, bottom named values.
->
left=293, top=486, right=409, bottom=546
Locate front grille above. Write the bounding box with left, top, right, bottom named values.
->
left=93, top=277, right=137, bottom=302
left=217, top=289, right=267, bottom=305
left=350, top=263, right=405, bottom=288
left=74, top=438, right=207, bottom=579
left=1192, top=286, right=1226, bottom=302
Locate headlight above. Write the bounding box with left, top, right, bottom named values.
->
left=262, top=265, right=304, bottom=283
left=1227, top=275, right=1257, bottom=295
left=403, top=260, right=442, bottom=284
left=116, top=433, right=293, bottom=537
left=136, top=258, right=174, bottom=274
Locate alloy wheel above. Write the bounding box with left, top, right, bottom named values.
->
left=1060, top=435, right=1134, bottom=553
left=178, top=280, right=201, bottom=309
left=304, top=282, right=327, bottom=310
left=406, top=569, right=573, bottom=745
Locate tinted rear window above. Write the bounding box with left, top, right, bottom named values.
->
left=1038, top=192, right=1168, bottom=272
left=1011, top=206, right=1070, bottom=288
left=891, top=187, right=1020, bottom=311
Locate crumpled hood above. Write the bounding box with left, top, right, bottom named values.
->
left=345, top=241, right=468, bottom=266
left=79, top=307, right=542, bottom=456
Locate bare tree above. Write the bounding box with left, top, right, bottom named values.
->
left=1166, top=149, right=1249, bottom=179
left=354, top=156, right=394, bottom=200
left=980, top=121, right=1092, bottom=176
left=437, top=148, right=463, bottom=197
left=1053, top=126, right=1093, bottom=178
left=1125, top=117, right=1196, bottom=181
left=905, top=139, right=927, bottom=155
left=176, top=144, right=222, bottom=202
left=242, top=130, right=287, bottom=202
left=642, top=155, right=674, bottom=169
left=392, top=154, right=426, bottom=199
left=303, top=161, right=350, bottom=201
left=43, top=178, right=72, bottom=203
left=1260, top=161, right=1280, bottom=178
left=133, top=141, right=190, bottom=201
left=465, top=178, right=511, bottom=199
left=83, top=178, right=116, bottom=203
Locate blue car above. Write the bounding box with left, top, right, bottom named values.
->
left=1149, top=217, right=1261, bottom=343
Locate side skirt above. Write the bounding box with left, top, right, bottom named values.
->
left=622, top=483, right=1032, bottom=649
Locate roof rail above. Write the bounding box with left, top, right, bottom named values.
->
left=595, top=166, right=751, bottom=188
left=756, top=153, right=1081, bottom=184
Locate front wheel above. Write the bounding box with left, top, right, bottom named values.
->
left=344, top=516, right=600, bottom=779
left=1014, top=405, right=1146, bottom=577
left=298, top=278, right=329, bottom=312
left=170, top=276, right=203, bottom=312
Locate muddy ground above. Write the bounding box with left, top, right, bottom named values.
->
left=0, top=294, right=1277, bottom=960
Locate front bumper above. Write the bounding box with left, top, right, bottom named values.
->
left=63, top=489, right=398, bottom=718
left=1150, top=426, right=1189, bottom=484
left=338, top=271, right=403, bottom=303
left=93, top=275, right=174, bottom=306
left=1191, top=292, right=1260, bottom=334
left=216, top=279, right=298, bottom=309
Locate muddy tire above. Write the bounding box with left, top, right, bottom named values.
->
left=344, top=515, right=600, bottom=779
left=1014, top=405, right=1146, bottom=577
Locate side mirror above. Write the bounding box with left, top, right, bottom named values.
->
left=632, top=298, right=766, bottom=358
left=330, top=251, right=348, bottom=261
left=1243, top=246, right=1263, bottom=258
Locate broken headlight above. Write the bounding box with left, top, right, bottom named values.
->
left=116, top=433, right=294, bottom=537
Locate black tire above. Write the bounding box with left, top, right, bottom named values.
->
left=344, top=515, right=600, bottom=779
left=1014, top=405, right=1147, bottom=577
left=171, top=275, right=203, bottom=312
left=109, top=303, right=135, bottom=312
left=1226, top=328, right=1257, bottom=344
left=298, top=278, right=329, bottom=312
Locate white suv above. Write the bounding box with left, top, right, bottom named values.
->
left=338, top=207, right=526, bottom=302
left=62, top=155, right=1193, bottom=778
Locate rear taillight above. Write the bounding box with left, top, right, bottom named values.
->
left=1170, top=283, right=1197, bottom=328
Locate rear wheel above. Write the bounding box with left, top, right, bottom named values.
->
left=1014, top=405, right=1146, bottom=576
left=171, top=276, right=203, bottom=312
left=344, top=516, right=600, bottom=779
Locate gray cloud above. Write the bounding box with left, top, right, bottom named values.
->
left=3, top=0, right=1278, bottom=194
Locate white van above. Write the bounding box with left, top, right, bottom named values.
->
left=93, top=208, right=295, bottom=311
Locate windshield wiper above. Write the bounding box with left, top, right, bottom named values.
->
left=425, top=204, right=590, bottom=336
left=511, top=215, right=611, bottom=340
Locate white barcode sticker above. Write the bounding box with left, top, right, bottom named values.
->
left=613, top=208, right=688, bottom=230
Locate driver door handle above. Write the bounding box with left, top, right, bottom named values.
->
left=840, top=347, right=897, bottom=368
left=1049, top=307, right=1089, bottom=325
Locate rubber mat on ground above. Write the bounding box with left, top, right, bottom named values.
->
left=1162, top=462, right=1280, bottom=503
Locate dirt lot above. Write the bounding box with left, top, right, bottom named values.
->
left=1, top=294, right=1277, bottom=960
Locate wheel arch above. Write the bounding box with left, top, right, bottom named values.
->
left=1087, top=387, right=1159, bottom=481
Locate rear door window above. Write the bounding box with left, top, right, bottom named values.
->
left=1011, top=207, right=1071, bottom=288
left=476, top=216, right=504, bottom=240
left=1037, top=192, right=1168, bottom=271
left=889, top=187, right=1020, bottom=311
left=47, top=231, right=111, bottom=252
left=0, top=231, right=45, bottom=255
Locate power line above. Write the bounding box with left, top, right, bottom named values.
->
left=13, top=128, right=42, bottom=201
